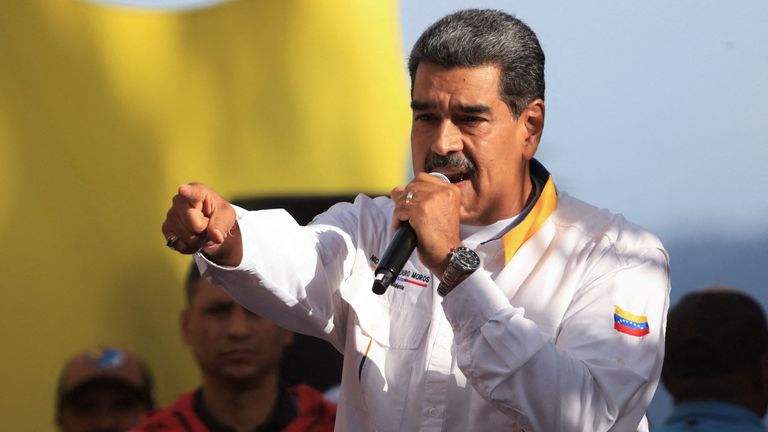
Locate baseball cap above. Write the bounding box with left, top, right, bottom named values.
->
left=56, top=347, right=154, bottom=412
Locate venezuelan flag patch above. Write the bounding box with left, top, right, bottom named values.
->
left=613, top=305, right=650, bottom=337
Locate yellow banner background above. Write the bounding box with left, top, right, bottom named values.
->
left=0, top=1, right=409, bottom=428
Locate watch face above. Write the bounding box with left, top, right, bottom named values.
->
left=452, top=247, right=480, bottom=272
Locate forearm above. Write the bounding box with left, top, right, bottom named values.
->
left=442, top=265, right=666, bottom=431
left=197, top=206, right=354, bottom=349
left=450, top=310, right=651, bottom=431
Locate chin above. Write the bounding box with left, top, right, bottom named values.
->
left=222, top=364, right=261, bottom=377
left=221, top=369, right=265, bottom=386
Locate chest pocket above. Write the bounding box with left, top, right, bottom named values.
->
left=341, top=268, right=432, bottom=349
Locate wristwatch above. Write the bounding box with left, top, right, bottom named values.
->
left=437, top=246, right=481, bottom=297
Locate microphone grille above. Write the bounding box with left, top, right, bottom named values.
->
left=428, top=172, right=450, bottom=184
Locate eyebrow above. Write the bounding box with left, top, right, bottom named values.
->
left=410, top=100, right=491, bottom=114
left=204, top=300, right=234, bottom=309
left=410, top=101, right=435, bottom=111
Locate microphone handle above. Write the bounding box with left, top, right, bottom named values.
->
left=372, top=222, right=417, bottom=295
left=371, top=172, right=450, bottom=295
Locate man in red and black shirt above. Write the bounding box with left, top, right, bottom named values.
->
left=135, top=265, right=335, bottom=432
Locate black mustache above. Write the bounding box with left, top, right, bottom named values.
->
left=424, top=153, right=477, bottom=175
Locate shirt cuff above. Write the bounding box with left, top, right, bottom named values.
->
left=195, top=205, right=250, bottom=276
left=441, top=269, right=522, bottom=335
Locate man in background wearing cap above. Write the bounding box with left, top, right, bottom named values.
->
left=134, top=263, right=336, bottom=431
left=656, top=287, right=768, bottom=431
left=56, top=346, right=155, bottom=432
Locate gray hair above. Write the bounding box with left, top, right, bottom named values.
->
left=408, top=9, right=545, bottom=118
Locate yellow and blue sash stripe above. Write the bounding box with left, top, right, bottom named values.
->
left=481, top=159, right=558, bottom=265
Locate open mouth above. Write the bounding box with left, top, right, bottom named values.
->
left=446, top=172, right=471, bottom=183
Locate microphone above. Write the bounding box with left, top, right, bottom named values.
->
left=372, top=172, right=450, bottom=295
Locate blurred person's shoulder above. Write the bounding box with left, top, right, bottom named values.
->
left=133, top=391, right=205, bottom=432
left=287, top=384, right=337, bottom=432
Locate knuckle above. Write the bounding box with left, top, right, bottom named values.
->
left=188, top=221, right=208, bottom=235
left=176, top=240, right=198, bottom=255
left=446, top=185, right=459, bottom=199
left=183, top=207, right=198, bottom=219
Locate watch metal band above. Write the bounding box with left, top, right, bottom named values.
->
left=437, top=246, right=480, bottom=297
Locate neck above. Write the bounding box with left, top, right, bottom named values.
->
left=470, top=163, right=533, bottom=226
left=202, top=372, right=280, bottom=431
left=505, top=164, right=534, bottom=220
left=521, top=169, right=536, bottom=209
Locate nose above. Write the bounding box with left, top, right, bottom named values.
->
left=431, top=120, right=463, bottom=155
left=226, top=306, right=254, bottom=339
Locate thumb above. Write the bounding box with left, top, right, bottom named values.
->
left=206, top=202, right=236, bottom=244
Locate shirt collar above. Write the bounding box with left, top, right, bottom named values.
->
left=193, top=385, right=298, bottom=432
left=480, top=158, right=558, bottom=265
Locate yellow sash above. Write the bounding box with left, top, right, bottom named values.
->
left=500, top=164, right=558, bottom=264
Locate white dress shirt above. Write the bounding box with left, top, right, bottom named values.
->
left=197, top=192, right=670, bottom=432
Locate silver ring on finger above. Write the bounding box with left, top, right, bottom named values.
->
left=405, top=191, right=414, bottom=204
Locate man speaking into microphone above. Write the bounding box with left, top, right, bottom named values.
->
left=162, top=9, right=670, bottom=431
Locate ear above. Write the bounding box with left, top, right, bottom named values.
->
left=181, top=308, right=192, bottom=345
left=520, top=98, right=545, bottom=160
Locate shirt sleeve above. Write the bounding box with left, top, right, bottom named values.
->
left=196, top=199, right=367, bottom=352
left=441, top=245, right=670, bottom=432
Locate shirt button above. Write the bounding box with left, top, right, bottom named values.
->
left=426, top=407, right=439, bottom=417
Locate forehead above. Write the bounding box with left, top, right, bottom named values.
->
left=412, top=63, right=503, bottom=105
left=190, top=277, right=233, bottom=305
left=64, top=382, right=142, bottom=403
